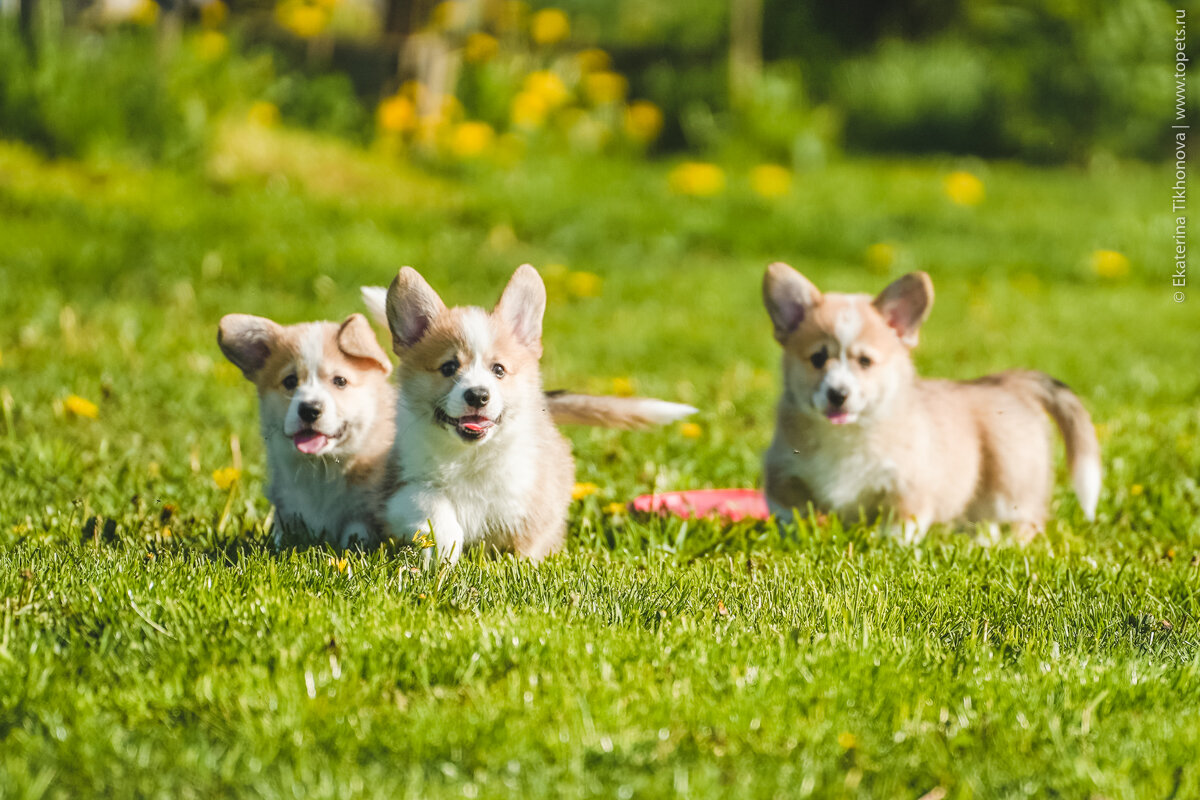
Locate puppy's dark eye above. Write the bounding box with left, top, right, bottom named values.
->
left=439, top=359, right=459, bottom=377
left=809, top=348, right=828, bottom=369
left=332, top=375, right=348, bottom=388
left=282, top=374, right=298, bottom=391
left=857, top=355, right=872, bottom=368
left=491, top=364, right=506, bottom=379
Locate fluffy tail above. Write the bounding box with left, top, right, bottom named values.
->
left=1027, top=371, right=1102, bottom=520
left=362, top=286, right=388, bottom=327
left=545, top=391, right=697, bottom=429
left=364, top=285, right=696, bottom=430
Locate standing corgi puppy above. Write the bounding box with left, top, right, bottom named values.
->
left=762, top=263, right=1101, bottom=542
left=218, top=313, right=394, bottom=548
left=379, top=265, right=605, bottom=561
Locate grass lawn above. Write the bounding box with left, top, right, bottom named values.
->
left=1, top=125, right=1198, bottom=798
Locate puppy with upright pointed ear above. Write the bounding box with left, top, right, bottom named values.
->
left=762, top=263, right=1100, bottom=544
left=217, top=312, right=395, bottom=549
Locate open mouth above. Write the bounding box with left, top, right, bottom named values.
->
left=292, top=424, right=346, bottom=454
left=435, top=407, right=497, bottom=442
left=824, top=409, right=857, bottom=425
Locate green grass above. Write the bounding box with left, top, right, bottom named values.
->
left=1, top=126, right=1198, bottom=798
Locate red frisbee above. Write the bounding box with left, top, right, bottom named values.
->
left=630, top=489, right=769, bottom=522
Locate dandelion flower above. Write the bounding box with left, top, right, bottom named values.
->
left=612, top=377, right=634, bottom=397
left=510, top=91, right=549, bottom=129
left=64, top=394, right=99, bottom=419
left=865, top=242, right=896, bottom=274
left=524, top=70, right=570, bottom=108
left=248, top=101, right=280, bottom=128
left=679, top=422, right=702, bottom=439
left=584, top=71, right=627, bottom=106
left=575, top=48, right=611, bottom=74
left=212, top=467, right=241, bottom=491
left=1091, top=249, right=1130, bottom=280
left=837, top=731, right=857, bottom=749
left=195, top=30, right=229, bottom=61
left=378, top=95, right=417, bottom=134
left=572, top=482, right=599, bottom=500
left=200, top=0, right=228, bottom=27
left=276, top=0, right=329, bottom=39
left=749, top=164, right=791, bottom=199
left=669, top=162, right=725, bottom=197
left=464, top=32, right=499, bottom=63
left=450, top=121, right=494, bottom=158
left=566, top=271, right=602, bottom=298
left=1130, top=484, right=1144, bottom=496
left=624, top=100, right=664, bottom=145
left=130, top=0, right=159, bottom=25
left=530, top=7, right=569, bottom=45
left=603, top=502, right=626, bottom=516
left=944, top=170, right=985, bottom=206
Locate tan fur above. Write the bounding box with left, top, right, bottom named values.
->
left=218, top=313, right=395, bottom=547
left=762, top=263, right=1101, bottom=541
left=382, top=265, right=575, bottom=561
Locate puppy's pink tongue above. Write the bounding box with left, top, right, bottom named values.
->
left=294, top=431, right=329, bottom=454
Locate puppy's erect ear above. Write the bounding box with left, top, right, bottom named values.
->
left=218, top=314, right=282, bottom=378
left=872, top=272, right=934, bottom=348
left=337, top=313, right=392, bottom=375
left=494, top=264, right=546, bottom=356
left=386, top=267, right=446, bottom=353
left=763, top=262, right=821, bottom=344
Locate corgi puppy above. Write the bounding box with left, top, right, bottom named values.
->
left=378, top=264, right=688, bottom=561
left=762, top=263, right=1101, bottom=542
left=219, top=285, right=694, bottom=551
left=218, top=313, right=394, bottom=548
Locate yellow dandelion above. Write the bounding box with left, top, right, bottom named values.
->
left=276, top=0, right=328, bottom=39
left=510, top=91, right=549, bottom=129
left=161, top=526, right=173, bottom=539
left=524, top=70, right=570, bottom=108
left=566, top=271, right=602, bottom=298
left=865, top=242, right=897, bottom=274
left=200, top=0, right=228, bottom=27
left=837, top=731, right=857, bottom=749
left=464, top=32, right=499, bottom=64
left=1130, top=484, right=1144, bottom=496
left=679, top=422, right=702, bottom=439
left=749, top=164, right=792, bottom=199
left=572, top=482, right=600, bottom=500
left=377, top=94, right=417, bottom=134
left=195, top=30, right=229, bottom=61
left=450, top=121, right=494, bottom=158
left=130, top=0, right=159, bottom=25
left=944, top=170, right=985, bottom=206
left=147, top=461, right=161, bottom=479
left=336, top=558, right=349, bottom=573
left=1091, top=249, right=1130, bottom=280
left=212, top=467, right=241, bottom=491
left=669, top=162, right=725, bottom=198
left=575, top=48, right=611, bottom=74
left=64, top=394, right=99, bottom=419
left=624, top=100, right=663, bottom=144
left=584, top=71, right=627, bottom=106
left=248, top=101, right=280, bottom=128
left=612, top=377, right=634, bottom=397
left=530, top=7, right=569, bottom=45
left=603, top=502, right=626, bottom=516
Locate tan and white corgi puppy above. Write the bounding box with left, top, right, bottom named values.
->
left=377, top=264, right=690, bottom=561
left=218, top=313, right=395, bottom=548
left=762, top=263, right=1101, bottom=542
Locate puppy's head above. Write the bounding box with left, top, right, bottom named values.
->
left=385, top=264, right=545, bottom=445
left=763, top=263, right=933, bottom=425
left=218, top=313, right=392, bottom=457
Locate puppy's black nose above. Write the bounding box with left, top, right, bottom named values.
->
left=298, top=401, right=323, bottom=423
left=826, top=387, right=848, bottom=408
left=464, top=387, right=490, bottom=408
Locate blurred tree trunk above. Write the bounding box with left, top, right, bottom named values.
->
left=19, top=0, right=37, bottom=53
left=730, top=0, right=762, bottom=107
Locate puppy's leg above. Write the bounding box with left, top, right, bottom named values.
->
left=337, top=520, right=371, bottom=550
left=386, top=485, right=466, bottom=564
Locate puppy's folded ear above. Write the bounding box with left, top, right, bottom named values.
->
left=494, top=264, right=546, bottom=356
left=218, top=314, right=282, bottom=378
left=337, top=313, right=392, bottom=374
left=872, top=272, right=934, bottom=348
left=386, top=267, right=446, bottom=353
left=763, top=262, right=821, bottom=343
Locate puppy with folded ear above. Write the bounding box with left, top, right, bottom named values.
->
left=762, top=263, right=1101, bottom=542
left=218, top=313, right=395, bottom=547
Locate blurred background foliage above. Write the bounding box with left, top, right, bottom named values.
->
left=0, top=0, right=1187, bottom=169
